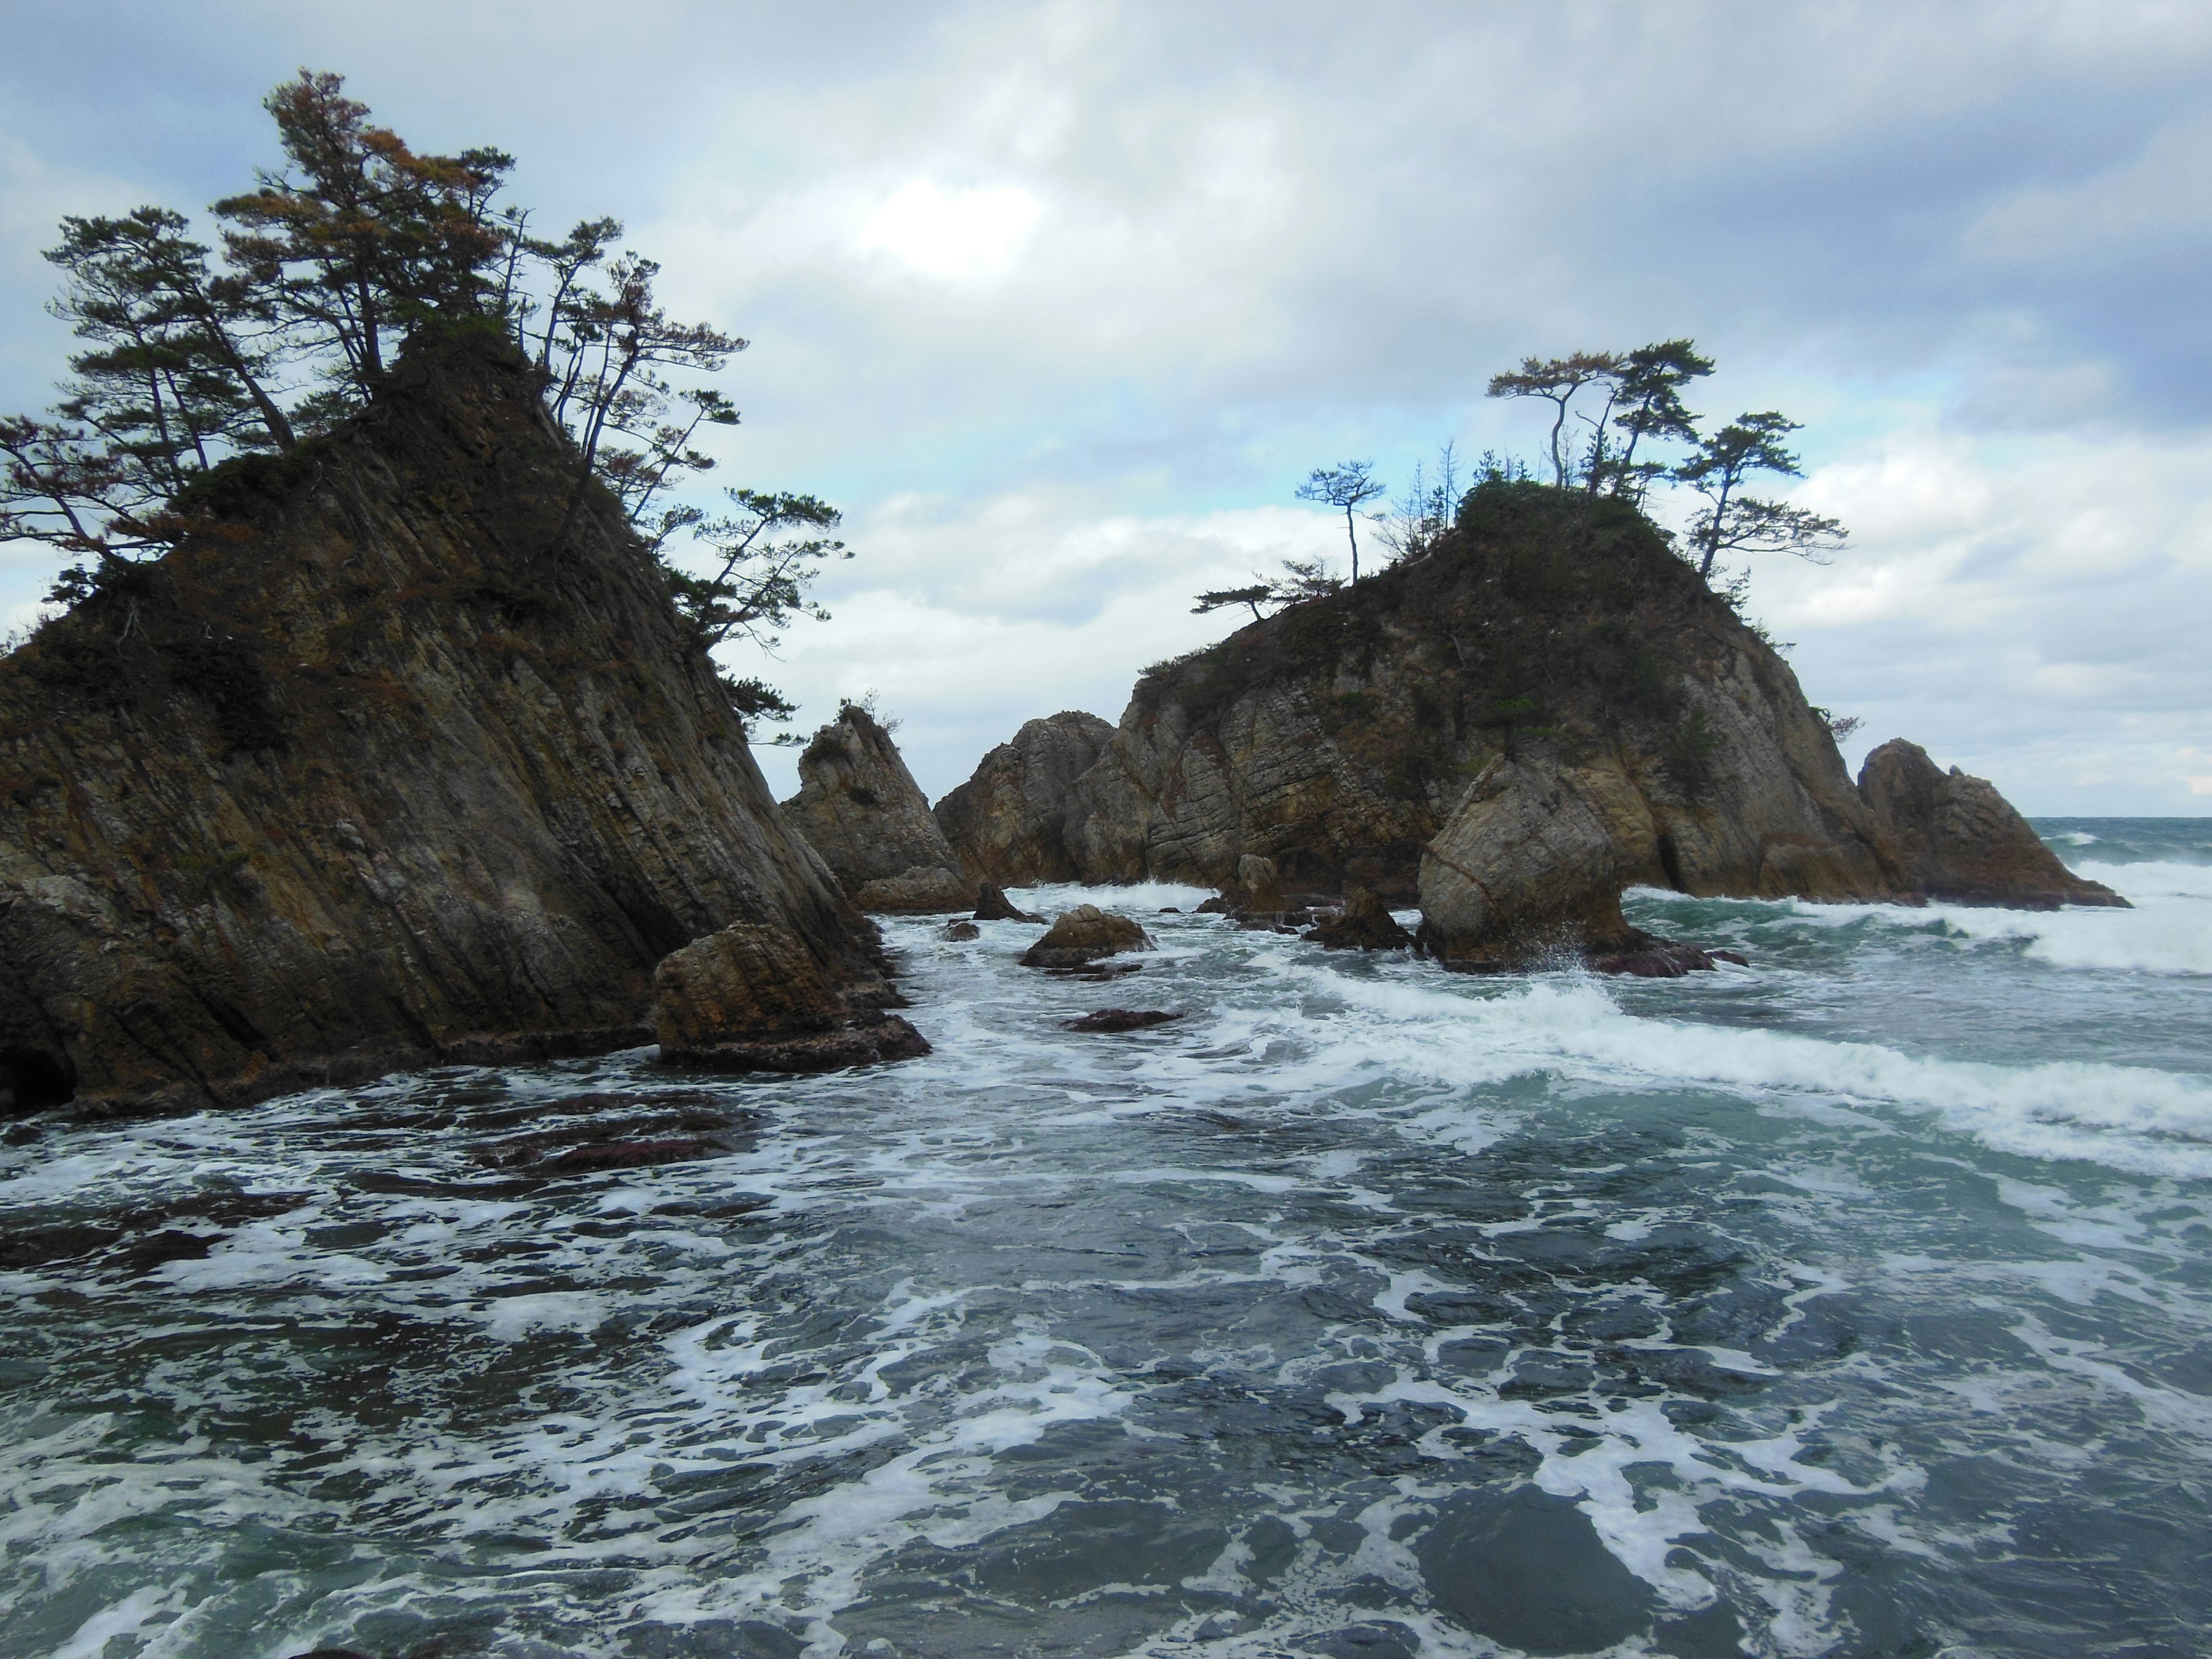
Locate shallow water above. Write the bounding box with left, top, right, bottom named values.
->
left=2, top=821, right=2209, bottom=1659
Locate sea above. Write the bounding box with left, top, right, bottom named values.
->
left=2, top=820, right=2208, bottom=1659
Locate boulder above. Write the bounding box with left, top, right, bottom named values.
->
left=940, top=921, right=980, bottom=941
left=782, top=705, right=965, bottom=898
left=1018, top=904, right=1157, bottom=970
left=1233, top=853, right=1287, bottom=912
left=653, top=923, right=928, bottom=1072
left=1416, top=756, right=1649, bottom=968
left=1304, top=888, right=1416, bottom=951
left=851, top=865, right=972, bottom=914
left=1857, top=740, right=2127, bottom=910
left=934, top=710, right=1118, bottom=885
left=974, top=881, right=1046, bottom=923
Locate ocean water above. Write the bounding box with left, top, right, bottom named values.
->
left=2, top=820, right=2209, bottom=1659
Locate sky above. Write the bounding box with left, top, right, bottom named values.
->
left=2, top=1, right=2209, bottom=813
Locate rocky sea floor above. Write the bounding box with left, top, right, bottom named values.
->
left=2, top=820, right=2209, bottom=1659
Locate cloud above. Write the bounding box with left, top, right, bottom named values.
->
left=857, top=182, right=1041, bottom=279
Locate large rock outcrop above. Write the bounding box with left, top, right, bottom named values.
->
left=0, top=336, right=897, bottom=1118
left=933, top=710, right=1116, bottom=886
left=781, top=706, right=968, bottom=911
left=1857, top=739, right=2126, bottom=910
left=943, top=480, right=1906, bottom=910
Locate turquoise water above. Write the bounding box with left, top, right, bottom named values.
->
left=1, top=822, right=2207, bottom=1658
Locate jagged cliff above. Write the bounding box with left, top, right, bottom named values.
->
left=944, top=481, right=1904, bottom=913
left=781, top=705, right=969, bottom=911
left=0, top=336, right=893, bottom=1116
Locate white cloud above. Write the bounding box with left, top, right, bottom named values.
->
left=857, top=181, right=1041, bottom=279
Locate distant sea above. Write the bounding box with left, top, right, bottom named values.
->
left=2, top=820, right=2207, bottom=1658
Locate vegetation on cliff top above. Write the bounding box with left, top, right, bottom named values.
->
left=0, top=70, right=839, bottom=732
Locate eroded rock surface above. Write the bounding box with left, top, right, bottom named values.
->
left=1857, top=740, right=2126, bottom=910
left=934, top=710, right=1116, bottom=885
left=653, top=922, right=927, bottom=1072
left=0, top=336, right=893, bottom=1118
left=943, top=482, right=1905, bottom=910
left=1305, top=888, right=1416, bottom=952
left=781, top=706, right=966, bottom=907
left=1018, top=904, right=1157, bottom=971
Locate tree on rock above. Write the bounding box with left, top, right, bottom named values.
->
left=1675, top=411, right=1846, bottom=578
left=1296, top=460, right=1385, bottom=582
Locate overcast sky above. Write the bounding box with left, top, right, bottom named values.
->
left=3, top=1, right=2209, bottom=812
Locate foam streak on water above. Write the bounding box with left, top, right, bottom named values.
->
left=2, top=821, right=2209, bottom=1658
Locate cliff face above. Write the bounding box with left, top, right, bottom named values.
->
left=0, top=336, right=889, bottom=1117
left=945, top=482, right=1904, bottom=910
left=933, top=710, right=1116, bottom=885
left=780, top=706, right=969, bottom=911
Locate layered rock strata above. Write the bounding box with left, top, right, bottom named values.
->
left=934, top=710, right=1116, bottom=885
left=653, top=923, right=928, bottom=1072
left=781, top=706, right=968, bottom=911
left=1856, top=740, right=2125, bottom=910
left=0, top=337, right=897, bottom=1117
left=945, top=481, right=1905, bottom=910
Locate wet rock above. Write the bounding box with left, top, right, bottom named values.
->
left=1018, top=904, right=1157, bottom=970
left=1194, top=894, right=1234, bottom=915
left=653, top=922, right=929, bottom=1073
left=974, top=882, right=1046, bottom=923
left=1304, top=888, right=1416, bottom=951
left=934, top=710, right=1118, bottom=885
left=1157, top=906, right=1181, bottom=914
left=1417, top=756, right=1647, bottom=968
left=1232, top=854, right=1286, bottom=913
left=850, top=865, right=971, bottom=914
left=1064, top=1008, right=1184, bottom=1032
left=1588, top=941, right=1722, bottom=977
left=1857, top=738, right=2128, bottom=909
left=940, top=921, right=981, bottom=941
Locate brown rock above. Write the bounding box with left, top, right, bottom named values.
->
left=940, top=921, right=980, bottom=941
left=1857, top=740, right=2127, bottom=910
left=782, top=704, right=965, bottom=898
left=1018, top=904, right=1157, bottom=970
left=1304, top=888, right=1415, bottom=950
left=949, top=484, right=1906, bottom=907
left=974, top=881, right=1045, bottom=923
left=652, top=923, right=929, bottom=1071
left=1063, top=1008, right=1183, bottom=1032
left=1417, top=756, right=1648, bottom=968
left=0, top=336, right=887, bottom=1119
left=1588, top=942, right=1719, bottom=977
left=934, top=710, right=1118, bottom=885
left=851, top=865, right=971, bottom=914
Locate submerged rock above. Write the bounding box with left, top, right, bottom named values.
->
left=1305, top=888, right=1416, bottom=951
left=782, top=704, right=967, bottom=907
left=1018, top=904, right=1157, bottom=970
left=0, top=336, right=890, bottom=1118
left=940, top=920, right=981, bottom=941
left=1063, top=1008, right=1183, bottom=1032
left=933, top=710, right=1118, bottom=885
left=1857, top=739, right=2127, bottom=910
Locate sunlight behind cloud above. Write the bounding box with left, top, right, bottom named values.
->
left=858, top=180, right=1041, bottom=278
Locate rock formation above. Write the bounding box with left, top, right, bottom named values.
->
left=781, top=705, right=968, bottom=911
left=652, top=923, right=928, bottom=1072
left=933, top=710, right=1117, bottom=885
left=0, top=336, right=900, bottom=1118
left=1305, top=888, right=1416, bottom=952
left=974, top=882, right=1044, bottom=923
left=1857, top=740, right=2126, bottom=910
left=944, top=480, right=1907, bottom=913
left=1018, top=905, right=1156, bottom=970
